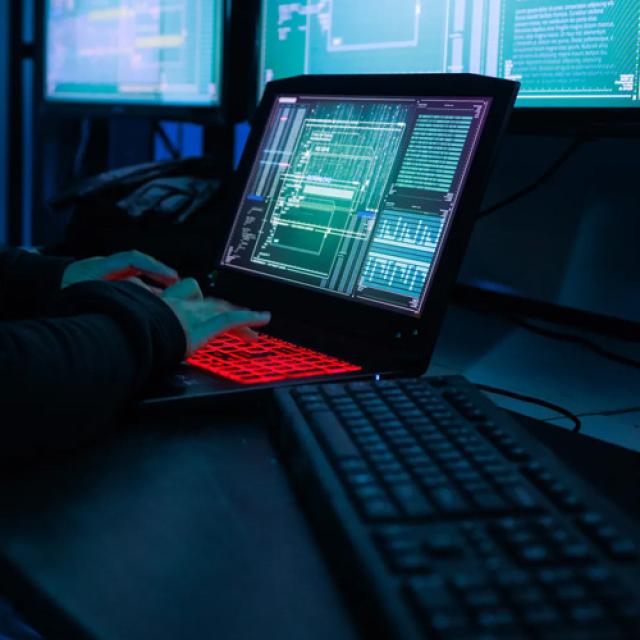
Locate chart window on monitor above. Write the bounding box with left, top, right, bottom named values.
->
left=259, top=0, right=640, bottom=108
left=45, top=0, right=223, bottom=107
left=222, top=94, right=490, bottom=316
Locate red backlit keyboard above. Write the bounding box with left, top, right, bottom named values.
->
left=186, top=332, right=362, bottom=385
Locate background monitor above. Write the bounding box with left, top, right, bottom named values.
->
left=44, top=0, right=224, bottom=115
left=258, top=0, right=640, bottom=111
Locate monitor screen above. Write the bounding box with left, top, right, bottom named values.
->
left=222, top=94, right=491, bottom=316
left=45, top=0, right=224, bottom=108
left=259, top=0, right=640, bottom=108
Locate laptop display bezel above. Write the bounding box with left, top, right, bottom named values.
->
left=212, top=74, right=518, bottom=369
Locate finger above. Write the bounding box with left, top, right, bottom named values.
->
left=229, top=326, right=261, bottom=342
left=124, top=276, right=149, bottom=289
left=203, top=298, right=237, bottom=313
left=104, top=267, right=142, bottom=281
left=162, top=277, right=203, bottom=301
left=107, top=250, right=179, bottom=285
left=193, top=311, right=271, bottom=350
left=123, top=276, right=163, bottom=296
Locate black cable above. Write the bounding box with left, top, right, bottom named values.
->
left=476, top=136, right=592, bottom=220
left=511, top=316, right=640, bottom=370
left=72, top=117, right=92, bottom=177
left=153, top=122, right=180, bottom=160
left=474, top=382, right=582, bottom=432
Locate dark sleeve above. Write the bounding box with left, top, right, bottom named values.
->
left=0, top=281, right=186, bottom=462
left=0, top=249, right=73, bottom=320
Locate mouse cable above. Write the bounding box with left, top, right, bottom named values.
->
left=476, top=136, right=592, bottom=221
left=153, top=121, right=181, bottom=160
left=511, top=316, right=640, bottom=371
left=473, top=382, right=582, bottom=433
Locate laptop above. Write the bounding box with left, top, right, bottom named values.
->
left=142, top=74, right=518, bottom=406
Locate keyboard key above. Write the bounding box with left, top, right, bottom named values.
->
left=568, top=602, right=607, bottom=624
left=503, top=485, right=540, bottom=511
left=423, top=529, right=463, bottom=557
left=345, top=472, right=377, bottom=487
left=407, top=576, right=449, bottom=606
left=470, top=490, right=508, bottom=512
left=475, top=606, right=517, bottom=630
left=465, top=588, right=502, bottom=609
left=321, top=383, right=348, bottom=397
left=537, top=567, right=575, bottom=585
left=451, top=571, right=489, bottom=591
left=390, top=484, right=434, bottom=518
left=357, top=497, right=399, bottom=521
left=336, top=456, right=368, bottom=473
left=382, top=472, right=413, bottom=485
left=553, top=582, right=588, bottom=602
left=517, top=543, right=555, bottom=565
left=493, top=568, right=531, bottom=588
left=308, top=411, right=359, bottom=458
left=391, top=551, right=431, bottom=573
left=509, top=584, right=546, bottom=605
left=558, top=542, right=592, bottom=563
left=522, top=604, right=562, bottom=629
left=606, top=538, right=638, bottom=559
left=353, top=485, right=387, bottom=500
left=429, top=487, right=469, bottom=514
left=408, top=577, right=472, bottom=633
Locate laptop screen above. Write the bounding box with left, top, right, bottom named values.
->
left=222, top=94, right=491, bottom=316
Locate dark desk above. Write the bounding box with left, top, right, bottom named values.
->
left=0, top=397, right=638, bottom=640
left=0, top=402, right=359, bottom=640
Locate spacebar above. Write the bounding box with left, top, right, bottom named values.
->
left=308, top=411, right=359, bottom=459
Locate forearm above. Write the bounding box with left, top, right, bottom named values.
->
left=0, top=314, right=140, bottom=460
left=0, top=282, right=185, bottom=462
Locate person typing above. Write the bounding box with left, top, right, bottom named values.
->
left=0, top=248, right=270, bottom=462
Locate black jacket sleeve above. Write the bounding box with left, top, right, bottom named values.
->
left=0, top=249, right=73, bottom=320
left=0, top=281, right=186, bottom=462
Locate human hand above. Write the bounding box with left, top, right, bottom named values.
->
left=160, top=278, right=271, bottom=356
left=61, top=250, right=179, bottom=290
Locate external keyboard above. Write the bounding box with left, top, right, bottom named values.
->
left=186, top=332, right=361, bottom=384
left=273, top=376, right=640, bottom=639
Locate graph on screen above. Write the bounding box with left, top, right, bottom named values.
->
left=45, top=0, right=223, bottom=107
left=360, top=210, right=446, bottom=299
left=260, top=0, right=640, bottom=108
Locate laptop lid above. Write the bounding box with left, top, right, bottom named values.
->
left=212, top=74, right=518, bottom=371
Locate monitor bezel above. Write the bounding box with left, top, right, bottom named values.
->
left=212, top=73, right=518, bottom=368
left=36, top=0, right=233, bottom=123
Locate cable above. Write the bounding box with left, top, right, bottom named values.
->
left=72, top=117, right=92, bottom=177
left=511, top=316, right=640, bottom=370
left=474, top=382, right=582, bottom=432
left=153, top=122, right=180, bottom=160
left=476, top=136, right=592, bottom=220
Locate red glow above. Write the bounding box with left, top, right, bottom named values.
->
left=186, top=332, right=361, bottom=384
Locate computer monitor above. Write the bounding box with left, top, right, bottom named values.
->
left=258, top=1, right=640, bottom=128
left=223, top=91, right=492, bottom=316
left=42, top=0, right=225, bottom=119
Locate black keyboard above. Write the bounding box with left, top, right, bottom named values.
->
left=273, top=376, right=640, bottom=639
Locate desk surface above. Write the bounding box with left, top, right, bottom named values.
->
left=0, top=402, right=638, bottom=640
left=0, top=306, right=638, bottom=639
left=0, top=405, right=360, bottom=640
left=429, top=304, right=640, bottom=452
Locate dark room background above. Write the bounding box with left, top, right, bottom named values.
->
left=2, top=0, right=639, bottom=325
